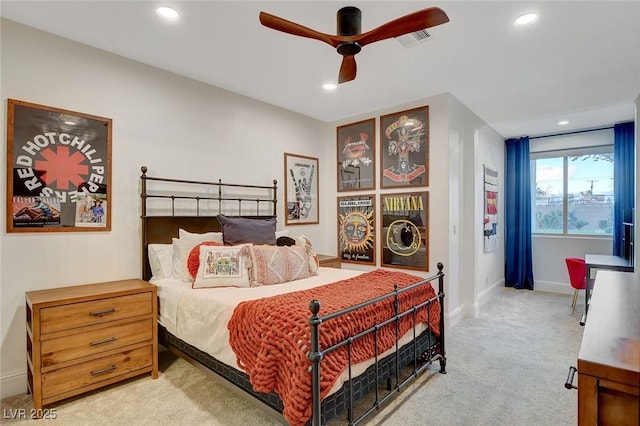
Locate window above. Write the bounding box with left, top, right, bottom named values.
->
left=531, top=146, right=614, bottom=236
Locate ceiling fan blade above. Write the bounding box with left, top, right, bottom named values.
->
left=357, top=7, right=449, bottom=46
left=259, top=12, right=341, bottom=48
left=338, top=55, right=357, bottom=84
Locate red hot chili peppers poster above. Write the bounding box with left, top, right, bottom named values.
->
left=6, top=99, right=112, bottom=232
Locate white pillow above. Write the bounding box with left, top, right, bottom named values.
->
left=148, top=244, right=174, bottom=278
left=192, top=244, right=253, bottom=288
left=173, top=232, right=225, bottom=282
left=179, top=228, right=224, bottom=242
left=275, top=229, right=290, bottom=239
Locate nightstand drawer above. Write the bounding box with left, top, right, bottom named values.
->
left=317, top=255, right=341, bottom=269
left=41, top=345, right=152, bottom=399
left=41, top=318, right=153, bottom=368
left=40, top=293, right=152, bottom=334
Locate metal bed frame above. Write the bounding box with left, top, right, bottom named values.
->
left=140, top=166, right=447, bottom=425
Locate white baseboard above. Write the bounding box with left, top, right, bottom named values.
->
left=534, top=280, right=575, bottom=295
left=460, top=278, right=504, bottom=319
left=1, top=368, right=28, bottom=399
left=445, top=305, right=462, bottom=329
left=478, top=278, right=504, bottom=303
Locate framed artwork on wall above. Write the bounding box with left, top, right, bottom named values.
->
left=6, top=99, right=112, bottom=233
left=483, top=165, right=499, bottom=252
left=380, top=105, right=429, bottom=189
left=337, top=194, right=376, bottom=265
left=284, top=152, right=319, bottom=225
left=336, top=118, right=375, bottom=192
left=380, top=191, right=429, bottom=271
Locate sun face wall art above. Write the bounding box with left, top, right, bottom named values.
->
left=337, top=194, right=376, bottom=265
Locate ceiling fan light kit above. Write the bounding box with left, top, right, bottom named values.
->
left=259, top=6, right=449, bottom=84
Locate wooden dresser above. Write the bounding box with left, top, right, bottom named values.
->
left=317, top=254, right=341, bottom=269
left=25, top=279, right=158, bottom=413
left=577, top=270, right=639, bottom=425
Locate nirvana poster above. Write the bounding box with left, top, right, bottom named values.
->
left=338, top=195, right=376, bottom=265
left=380, top=191, right=429, bottom=271
left=483, top=165, right=499, bottom=252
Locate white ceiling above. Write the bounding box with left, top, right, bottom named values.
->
left=2, top=1, right=639, bottom=138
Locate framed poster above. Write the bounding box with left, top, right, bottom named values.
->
left=6, top=99, right=112, bottom=232
left=284, top=153, right=319, bottom=225
left=337, top=194, right=376, bottom=265
left=483, top=165, right=499, bottom=252
left=380, top=106, right=429, bottom=189
left=380, top=191, right=429, bottom=271
left=336, top=118, right=375, bottom=191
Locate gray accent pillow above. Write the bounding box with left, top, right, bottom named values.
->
left=218, top=214, right=277, bottom=245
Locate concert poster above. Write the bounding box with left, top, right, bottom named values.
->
left=380, top=106, right=429, bottom=189
left=284, top=153, right=319, bottom=225
left=337, top=118, right=375, bottom=191
left=337, top=194, right=376, bottom=265
left=6, top=99, right=112, bottom=232
left=380, top=191, right=429, bottom=271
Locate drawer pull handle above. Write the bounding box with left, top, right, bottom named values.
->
left=565, top=366, right=578, bottom=390
left=90, top=337, right=117, bottom=346
left=89, top=308, right=116, bottom=317
left=90, top=365, right=116, bottom=376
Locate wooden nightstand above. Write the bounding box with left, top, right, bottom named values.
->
left=25, top=279, right=158, bottom=413
left=317, top=254, right=341, bottom=269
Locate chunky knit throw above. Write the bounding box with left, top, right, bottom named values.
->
left=227, top=269, right=441, bottom=426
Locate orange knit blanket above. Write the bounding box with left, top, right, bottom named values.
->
left=227, top=269, right=441, bottom=426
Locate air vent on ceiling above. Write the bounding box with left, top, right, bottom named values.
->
left=394, top=29, right=431, bottom=48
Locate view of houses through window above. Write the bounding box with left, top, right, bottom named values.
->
left=531, top=146, right=614, bottom=236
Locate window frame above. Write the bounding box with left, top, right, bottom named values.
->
left=531, top=144, right=614, bottom=237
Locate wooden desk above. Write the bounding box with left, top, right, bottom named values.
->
left=577, top=270, right=639, bottom=425
left=583, top=254, right=633, bottom=318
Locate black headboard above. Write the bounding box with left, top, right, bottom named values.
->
left=140, top=166, right=278, bottom=281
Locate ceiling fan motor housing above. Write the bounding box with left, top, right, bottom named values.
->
left=337, top=7, right=362, bottom=55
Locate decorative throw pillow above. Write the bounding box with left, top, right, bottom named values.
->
left=188, top=241, right=223, bottom=279
left=248, top=245, right=315, bottom=286
left=218, top=214, right=277, bottom=246
left=192, top=244, right=253, bottom=289
left=148, top=244, right=174, bottom=278
left=295, top=235, right=319, bottom=274
left=173, top=233, right=224, bottom=282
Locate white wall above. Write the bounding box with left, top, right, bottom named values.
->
left=0, top=19, right=332, bottom=398
left=447, top=96, right=505, bottom=318
left=331, top=93, right=505, bottom=323
left=329, top=94, right=454, bottom=311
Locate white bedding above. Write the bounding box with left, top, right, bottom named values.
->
left=152, top=266, right=427, bottom=395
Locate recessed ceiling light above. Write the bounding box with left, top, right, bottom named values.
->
left=156, top=6, right=179, bottom=21
left=322, top=83, right=337, bottom=91
left=558, top=120, right=569, bottom=126
left=515, top=13, right=537, bottom=26
left=64, top=121, right=76, bottom=125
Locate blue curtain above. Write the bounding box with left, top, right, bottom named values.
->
left=505, top=136, right=534, bottom=289
left=613, top=121, right=635, bottom=256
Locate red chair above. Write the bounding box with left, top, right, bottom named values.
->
left=565, top=257, right=587, bottom=314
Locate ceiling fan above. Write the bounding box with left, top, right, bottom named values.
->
left=259, top=6, right=449, bottom=84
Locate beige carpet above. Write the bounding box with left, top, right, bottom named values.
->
left=1, top=288, right=583, bottom=425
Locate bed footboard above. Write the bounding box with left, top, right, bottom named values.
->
left=309, top=262, right=446, bottom=426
